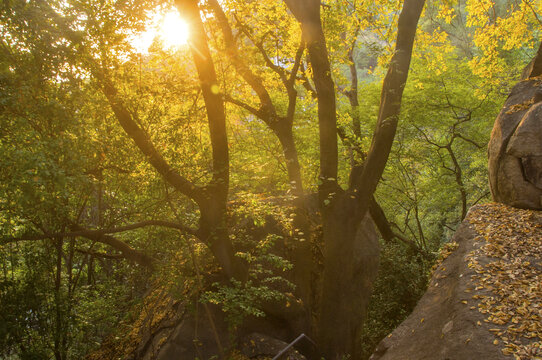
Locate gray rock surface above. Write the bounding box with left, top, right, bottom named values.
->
left=369, top=203, right=542, bottom=360
left=369, top=208, right=508, bottom=360
left=240, top=332, right=306, bottom=359
left=488, top=77, right=542, bottom=209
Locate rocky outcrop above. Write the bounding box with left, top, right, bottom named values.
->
left=369, top=204, right=541, bottom=360
left=240, top=333, right=306, bottom=359
left=86, top=288, right=233, bottom=360
left=488, top=48, right=542, bottom=209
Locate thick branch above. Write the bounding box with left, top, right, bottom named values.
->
left=3, top=225, right=155, bottom=268
left=345, top=26, right=362, bottom=140
left=177, top=0, right=245, bottom=280
left=73, top=226, right=155, bottom=268
left=223, top=95, right=267, bottom=120
left=100, top=77, right=204, bottom=205
left=285, top=0, right=339, bottom=197
left=177, top=0, right=229, bottom=198
left=208, top=0, right=278, bottom=123
left=298, top=62, right=317, bottom=98
left=285, top=40, right=305, bottom=123
left=70, top=220, right=198, bottom=237
left=288, top=42, right=305, bottom=86
left=41, top=0, right=205, bottom=205
left=351, top=0, right=425, bottom=215
left=75, top=249, right=124, bottom=259
left=210, top=1, right=305, bottom=197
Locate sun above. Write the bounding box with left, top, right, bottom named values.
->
left=131, top=8, right=189, bottom=53
left=159, top=10, right=189, bottom=49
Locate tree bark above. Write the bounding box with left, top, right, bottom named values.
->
left=210, top=0, right=305, bottom=198
left=70, top=225, right=155, bottom=268
left=177, top=0, right=246, bottom=280
left=284, top=0, right=338, bottom=200
left=53, top=237, right=63, bottom=360
left=369, top=197, right=431, bottom=258
left=285, top=0, right=425, bottom=357
left=351, top=0, right=425, bottom=211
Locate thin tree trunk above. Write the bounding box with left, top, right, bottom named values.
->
left=445, top=144, right=468, bottom=220
left=53, top=237, right=63, bottom=360
left=276, top=124, right=305, bottom=198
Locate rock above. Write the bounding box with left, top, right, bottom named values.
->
left=152, top=303, right=231, bottom=360
left=240, top=333, right=306, bottom=359
left=520, top=41, right=542, bottom=80
left=369, top=213, right=505, bottom=360
left=369, top=204, right=542, bottom=360
left=86, top=289, right=232, bottom=360
left=87, top=196, right=379, bottom=360
left=488, top=76, right=542, bottom=209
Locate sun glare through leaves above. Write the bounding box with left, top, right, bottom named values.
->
left=131, top=8, right=189, bottom=53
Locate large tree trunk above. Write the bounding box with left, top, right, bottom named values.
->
left=285, top=0, right=424, bottom=357
left=319, top=198, right=380, bottom=358
left=208, top=0, right=315, bottom=330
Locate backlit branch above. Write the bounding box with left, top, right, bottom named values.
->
left=100, top=77, right=205, bottom=205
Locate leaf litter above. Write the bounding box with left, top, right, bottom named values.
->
left=467, top=203, right=541, bottom=359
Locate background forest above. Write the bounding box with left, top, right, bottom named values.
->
left=0, top=0, right=540, bottom=359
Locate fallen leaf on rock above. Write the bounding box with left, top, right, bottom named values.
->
left=466, top=204, right=541, bottom=360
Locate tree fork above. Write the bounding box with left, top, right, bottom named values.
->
left=284, top=0, right=425, bottom=357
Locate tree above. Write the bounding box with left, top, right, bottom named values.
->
left=1, top=0, right=424, bottom=357
left=6, top=0, right=538, bottom=359
left=278, top=0, right=425, bottom=356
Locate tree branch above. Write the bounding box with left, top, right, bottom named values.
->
left=351, top=0, right=426, bottom=219
left=223, top=94, right=267, bottom=120
left=285, top=0, right=339, bottom=198
left=455, top=133, right=483, bottom=149
left=177, top=0, right=230, bottom=199
left=39, top=0, right=206, bottom=205
left=75, top=248, right=125, bottom=259
left=369, top=197, right=431, bottom=259
left=98, top=74, right=204, bottom=205
left=3, top=223, right=158, bottom=268
left=242, top=27, right=289, bottom=83
left=3, top=220, right=196, bottom=245
left=298, top=62, right=317, bottom=98
left=288, top=41, right=306, bottom=86
left=208, top=0, right=278, bottom=123
left=73, top=226, right=155, bottom=268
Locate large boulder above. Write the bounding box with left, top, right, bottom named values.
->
left=369, top=204, right=541, bottom=360
left=488, top=51, right=542, bottom=209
